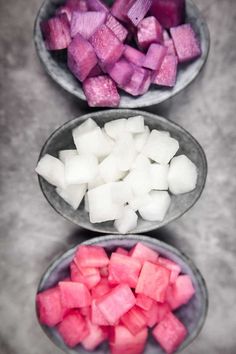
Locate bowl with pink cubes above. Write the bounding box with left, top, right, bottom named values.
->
left=34, top=0, right=210, bottom=108
left=36, top=234, right=208, bottom=354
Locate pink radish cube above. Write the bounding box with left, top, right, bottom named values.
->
left=123, top=45, right=146, bottom=67
left=91, top=278, right=112, bottom=298
left=136, top=261, right=170, bottom=302
left=57, top=310, right=89, bottom=347
left=81, top=318, right=108, bottom=350
left=142, top=301, right=159, bottom=327
left=67, top=33, right=97, bottom=82
left=91, top=299, right=110, bottom=326
left=136, top=294, right=154, bottom=311
left=158, top=257, right=181, bottom=284
left=108, top=252, right=142, bottom=288
left=87, top=0, right=109, bottom=12
left=152, top=312, right=187, bottom=354
left=115, top=247, right=129, bottom=256
left=128, top=0, right=152, bottom=26
left=41, top=14, right=71, bottom=50
left=166, top=275, right=195, bottom=309
left=70, top=11, right=107, bottom=39
left=36, top=287, right=66, bottom=326
left=59, top=281, right=91, bottom=308
left=150, top=0, right=185, bottom=29
left=89, top=25, right=124, bottom=66
left=87, top=63, right=103, bottom=78
left=97, top=284, right=136, bottom=325
left=164, top=38, right=176, bottom=55
left=137, top=16, right=163, bottom=50
left=110, top=325, right=148, bottom=354
left=152, top=54, right=178, bottom=87
left=122, top=66, right=151, bottom=96
left=143, top=43, right=167, bottom=70
left=108, top=58, right=134, bottom=87
left=130, top=242, right=158, bottom=265
left=170, top=24, right=201, bottom=62
left=83, top=75, right=120, bottom=107
left=121, top=305, right=147, bottom=335
left=105, top=14, right=128, bottom=42
left=111, top=0, right=136, bottom=23
left=74, top=245, right=109, bottom=268
left=70, top=262, right=101, bottom=289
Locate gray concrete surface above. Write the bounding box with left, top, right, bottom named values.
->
left=0, top=0, right=236, bottom=353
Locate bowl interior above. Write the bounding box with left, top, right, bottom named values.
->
left=34, top=0, right=210, bottom=108
left=37, top=234, right=208, bottom=354
left=38, top=109, right=207, bottom=234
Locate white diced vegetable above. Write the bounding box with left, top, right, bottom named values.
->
left=56, top=184, right=86, bottom=210
left=99, top=153, right=125, bottom=183
left=134, top=125, right=150, bottom=152
left=150, top=164, right=169, bottom=190
left=59, top=149, right=78, bottom=164
left=113, top=132, right=137, bottom=171
left=35, top=154, right=65, bottom=189
left=126, top=115, right=145, bottom=133
left=124, top=168, right=152, bottom=196
left=138, top=191, right=171, bottom=221
left=65, top=154, right=98, bottom=184
left=111, top=181, right=133, bottom=205
left=104, top=119, right=127, bottom=140
left=114, top=206, right=138, bottom=234
left=72, top=118, right=98, bottom=140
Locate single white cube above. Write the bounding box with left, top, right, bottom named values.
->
left=114, top=206, right=138, bottom=234
left=72, top=118, right=98, bottom=140
left=132, top=154, right=151, bottom=170
left=113, top=132, right=137, bottom=171
left=168, top=155, right=198, bottom=194
left=65, top=154, right=98, bottom=185
left=138, top=191, right=171, bottom=221
left=150, top=164, right=169, bottom=190
left=126, top=116, right=145, bottom=133
left=111, top=181, right=133, bottom=205
left=35, top=154, right=65, bottom=189
left=59, top=149, right=78, bottom=164
left=104, top=118, right=127, bottom=140
left=142, top=130, right=179, bottom=164
left=56, top=184, right=87, bottom=210
left=128, top=194, right=152, bottom=211
left=88, top=174, right=105, bottom=190
left=134, top=125, right=150, bottom=152
left=124, top=168, right=152, bottom=196
left=99, top=153, right=125, bottom=183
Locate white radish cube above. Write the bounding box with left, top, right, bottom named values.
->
left=84, top=193, right=89, bottom=212
left=150, top=164, right=169, bottom=190
left=65, top=154, right=98, bottom=184
left=88, top=183, right=124, bottom=223
left=128, top=194, right=152, bottom=211
left=72, top=118, right=98, bottom=139
left=111, top=181, right=133, bottom=205
left=142, top=130, right=179, bottom=164
left=114, top=206, right=138, bottom=234
left=88, top=174, right=105, bottom=190
left=59, top=149, right=77, bottom=164
left=99, top=154, right=125, bottom=183
left=168, top=155, right=198, bottom=194
left=113, top=132, right=137, bottom=171
left=35, top=154, right=65, bottom=189
left=126, top=116, right=145, bottom=133
left=138, top=191, right=171, bottom=221
left=134, top=126, right=150, bottom=152
left=132, top=154, right=151, bottom=170
left=124, top=168, right=152, bottom=196
left=56, top=184, right=86, bottom=210
left=104, top=119, right=127, bottom=140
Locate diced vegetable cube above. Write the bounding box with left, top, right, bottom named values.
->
left=164, top=38, right=177, bottom=55
left=35, top=154, right=65, bottom=189
left=127, top=0, right=152, bottom=26
left=41, top=14, right=71, bottom=50
left=136, top=294, right=154, bottom=311
left=56, top=184, right=86, bottom=210
left=113, top=132, right=137, bottom=171
left=130, top=242, right=158, bottom=265
left=87, top=0, right=109, bottom=12
left=152, top=54, right=178, bottom=87
left=166, top=275, right=195, bottom=309
left=150, top=163, right=169, bottom=190
left=104, top=118, right=127, bottom=140
left=64, top=154, right=98, bottom=184
left=158, top=257, right=181, bottom=283
left=110, top=325, right=148, bottom=354
left=126, top=116, right=145, bottom=133
left=59, top=281, right=91, bottom=308
left=150, top=0, right=185, bottom=29
left=138, top=190, right=171, bottom=221
left=74, top=245, right=109, bottom=268
left=111, top=0, right=136, bottom=23
left=91, top=299, right=110, bottom=325
left=70, top=262, right=101, bottom=289
left=122, top=66, right=151, bottom=96
left=114, top=205, right=138, bottom=234
left=121, top=305, right=147, bottom=335
left=70, top=11, right=107, bottom=39
left=137, top=16, right=163, bottom=50
left=143, top=43, right=167, bottom=70
left=81, top=318, right=108, bottom=350
left=108, top=58, right=134, bottom=87
left=123, top=45, right=146, bottom=67
left=105, top=14, right=128, bottom=42
left=124, top=168, right=152, bottom=196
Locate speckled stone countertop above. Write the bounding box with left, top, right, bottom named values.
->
left=0, top=0, right=236, bottom=353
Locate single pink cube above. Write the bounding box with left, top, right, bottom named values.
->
left=70, top=11, right=107, bottom=39
left=81, top=318, right=108, bottom=350
left=123, top=45, right=146, bottom=67
left=143, top=43, right=167, bottom=71
left=108, top=58, right=134, bottom=87
left=59, top=281, right=91, bottom=308
left=166, top=275, right=195, bottom=309
left=74, top=245, right=109, bottom=268
left=157, top=257, right=181, bottom=284
left=137, top=16, right=163, bottom=50
left=152, top=54, right=178, bottom=87
left=91, top=299, right=110, bottom=326
left=130, top=242, right=159, bottom=265
left=110, top=325, right=148, bottom=354
left=150, top=0, right=185, bottom=29
left=41, top=14, right=71, bottom=50
left=122, top=66, right=151, bottom=96
left=170, top=24, right=201, bottom=62
left=127, top=0, right=152, bottom=26
left=121, top=305, right=147, bottom=335
left=105, top=13, right=128, bottom=42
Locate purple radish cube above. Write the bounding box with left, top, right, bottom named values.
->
left=70, top=11, right=107, bottom=39
left=83, top=75, right=120, bottom=107
left=164, top=38, right=176, bottom=56
left=152, top=54, right=178, bottom=87
left=87, top=64, right=103, bottom=78
left=111, top=0, right=136, bottom=23
left=170, top=24, right=201, bottom=62
left=105, top=14, right=128, bottom=43
left=127, top=0, right=152, bottom=26
left=87, top=0, right=109, bottom=13
left=143, top=43, right=167, bottom=70
left=122, top=66, right=150, bottom=96
left=108, top=58, right=134, bottom=86
left=139, top=69, right=152, bottom=95
left=123, top=45, right=145, bottom=67
left=150, top=0, right=185, bottom=29
left=41, top=14, right=71, bottom=50
left=137, top=17, right=163, bottom=50
left=68, top=33, right=97, bottom=82
left=89, top=24, right=124, bottom=66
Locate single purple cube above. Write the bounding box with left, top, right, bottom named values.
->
left=137, top=16, right=163, bottom=50
left=127, top=0, right=152, bottom=26
left=83, top=75, right=120, bottom=107
left=89, top=24, right=124, bottom=66
left=70, top=11, right=107, bottom=39
left=41, top=14, right=71, bottom=50
left=105, top=14, right=128, bottom=42
left=122, top=65, right=151, bottom=96
left=143, top=43, right=167, bottom=70
left=111, top=0, right=136, bottom=23
left=108, top=58, right=134, bottom=86
left=164, top=38, right=176, bottom=56
left=170, top=24, right=201, bottom=62
left=150, top=0, right=185, bottom=29
left=152, top=54, right=178, bottom=87
left=67, top=33, right=97, bottom=82
left=123, top=45, right=146, bottom=67
left=87, top=0, right=109, bottom=13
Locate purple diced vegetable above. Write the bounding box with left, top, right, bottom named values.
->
left=122, top=65, right=150, bottom=96
left=89, top=24, right=124, bottom=66
left=152, top=54, right=178, bottom=87
left=123, top=45, right=146, bottom=67
left=87, top=0, right=109, bottom=13
left=150, top=0, right=185, bottom=29
left=41, top=14, right=71, bottom=50
left=139, top=69, right=152, bottom=95
left=111, top=0, right=136, bottom=23
left=164, top=38, right=176, bottom=56
left=70, top=11, right=107, bottom=39
left=108, top=58, right=134, bottom=87
left=127, top=0, right=152, bottom=26
left=143, top=43, right=167, bottom=70
left=137, top=16, right=163, bottom=50
left=170, top=24, right=201, bottom=62
left=83, top=75, right=120, bottom=107
left=105, top=14, right=128, bottom=43
left=67, top=33, right=97, bottom=82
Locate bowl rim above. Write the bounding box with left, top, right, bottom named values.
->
left=36, top=234, right=209, bottom=354
left=37, top=108, right=208, bottom=234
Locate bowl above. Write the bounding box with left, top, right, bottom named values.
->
left=34, top=0, right=210, bottom=108
left=36, top=234, right=208, bottom=354
left=37, top=109, right=207, bottom=234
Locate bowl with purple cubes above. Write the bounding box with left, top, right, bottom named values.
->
left=34, top=0, right=210, bottom=108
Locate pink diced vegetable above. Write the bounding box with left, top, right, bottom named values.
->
left=110, top=325, right=148, bottom=354
left=87, top=0, right=109, bottom=12
left=130, top=242, right=159, bottom=265
left=122, top=66, right=151, bottom=96
left=166, top=275, right=195, bottom=309
left=127, top=0, right=152, bottom=26
left=108, top=58, right=134, bottom=87
left=121, top=305, right=147, bottom=335
left=142, top=301, right=159, bottom=327
left=59, top=281, right=91, bottom=308
left=83, top=75, right=120, bottom=107
left=170, top=24, right=201, bottom=62
left=70, top=11, right=107, bottom=39
left=152, top=54, right=178, bottom=87
left=111, top=0, right=136, bottom=23
left=70, top=262, right=101, bottom=289
left=136, top=293, right=154, bottom=311
left=41, top=14, right=71, bottom=50
left=137, top=16, right=163, bottom=50
left=143, top=43, right=167, bottom=70
left=74, top=245, right=109, bottom=268
left=123, top=45, right=146, bottom=67
left=150, top=0, right=185, bottom=29
left=156, top=302, right=171, bottom=323
left=158, top=257, right=181, bottom=284
left=91, top=299, right=110, bottom=326
left=81, top=318, right=108, bottom=350
left=105, top=14, right=128, bottom=42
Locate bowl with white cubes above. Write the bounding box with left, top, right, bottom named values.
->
left=35, top=109, right=207, bottom=234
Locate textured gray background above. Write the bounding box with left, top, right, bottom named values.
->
left=0, top=0, right=236, bottom=353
